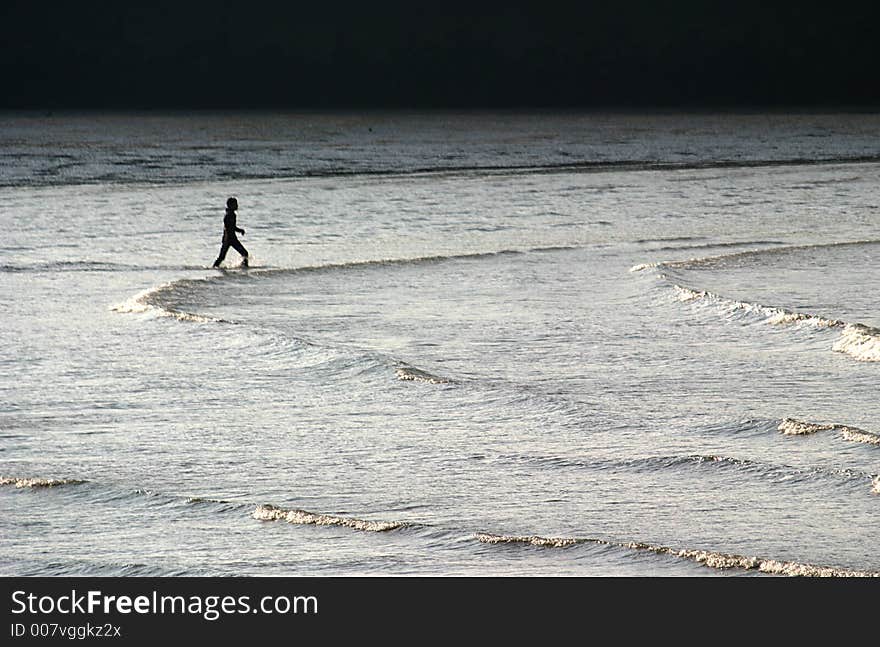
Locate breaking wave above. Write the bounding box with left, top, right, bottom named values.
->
left=840, top=428, right=880, bottom=447
left=395, top=365, right=454, bottom=384
left=671, top=285, right=844, bottom=328
left=112, top=245, right=578, bottom=327
left=112, top=279, right=456, bottom=385
left=476, top=533, right=578, bottom=548
left=671, top=286, right=880, bottom=362
left=832, top=324, right=880, bottom=362
left=110, top=282, right=227, bottom=323
left=0, top=476, right=86, bottom=488
left=253, top=504, right=409, bottom=532
left=778, top=418, right=840, bottom=436
left=633, top=240, right=880, bottom=362
left=778, top=418, right=880, bottom=446
left=113, top=254, right=495, bottom=386
left=0, top=474, right=411, bottom=533
left=0, top=475, right=255, bottom=515
left=474, top=533, right=880, bottom=577
left=6, top=471, right=877, bottom=573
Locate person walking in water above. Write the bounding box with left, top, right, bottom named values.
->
left=213, top=197, right=249, bottom=267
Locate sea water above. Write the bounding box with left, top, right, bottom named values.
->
left=1, top=111, right=878, bottom=576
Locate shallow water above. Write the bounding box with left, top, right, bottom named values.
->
left=2, top=111, right=878, bottom=576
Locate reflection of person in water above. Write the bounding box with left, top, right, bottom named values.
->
left=213, top=197, right=249, bottom=268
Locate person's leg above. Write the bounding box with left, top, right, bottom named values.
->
left=213, top=241, right=230, bottom=267
left=230, top=238, right=249, bottom=265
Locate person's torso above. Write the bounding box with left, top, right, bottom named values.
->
left=223, top=210, right=237, bottom=237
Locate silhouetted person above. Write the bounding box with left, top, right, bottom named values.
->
left=213, top=197, right=249, bottom=267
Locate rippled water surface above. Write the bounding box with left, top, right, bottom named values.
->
left=2, top=112, right=878, bottom=576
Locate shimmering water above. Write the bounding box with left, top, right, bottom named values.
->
left=2, top=111, right=878, bottom=576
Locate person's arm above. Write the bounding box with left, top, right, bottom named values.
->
left=227, top=212, right=245, bottom=235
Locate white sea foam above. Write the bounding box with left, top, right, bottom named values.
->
left=778, top=418, right=880, bottom=446
left=253, top=504, right=407, bottom=532
left=672, top=285, right=842, bottom=328
left=655, top=545, right=877, bottom=577
left=777, top=418, right=836, bottom=435
left=832, top=324, right=880, bottom=362
left=840, top=427, right=880, bottom=446
left=673, top=285, right=706, bottom=303
left=475, top=533, right=579, bottom=548
left=395, top=366, right=454, bottom=384
left=475, top=533, right=879, bottom=576
left=646, top=242, right=880, bottom=369
left=111, top=283, right=221, bottom=323
left=110, top=284, right=168, bottom=315
left=0, top=476, right=85, bottom=488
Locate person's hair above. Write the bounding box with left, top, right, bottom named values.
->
left=226, top=197, right=238, bottom=210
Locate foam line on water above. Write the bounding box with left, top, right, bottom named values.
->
left=0, top=476, right=87, bottom=488
left=252, top=504, right=411, bottom=532
left=110, top=282, right=228, bottom=323
left=395, top=365, right=455, bottom=384
left=474, top=533, right=880, bottom=577
left=779, top=418, right=880, bottom=446
left=633, top=240, right=880, bottom=363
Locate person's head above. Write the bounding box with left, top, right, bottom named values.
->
left=226, top=197, right=238, bottom=211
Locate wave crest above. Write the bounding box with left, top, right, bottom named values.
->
left=778, top=418, right=837, bottom=435
left=841, top=427, right=880, bottom=447
left=778, top=418, right=880, bottom=446
left=672, top=286, right=843, bottom=328
left=0, top=476, right=86, bottom=488
left=395, top=365, right=454, bottom=384
left=476, top=532, right=879, bottom=576
left=475, top=533, right=579, bottom=548
left=111, top=283, right=224, bottom=323
left=637, top=240, right=880, bottom=365
left=832, top=323, right=880, bottom=362
left=657, top=546, right=876, bottom=577
left=252, top=504, right=408, bottom=532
